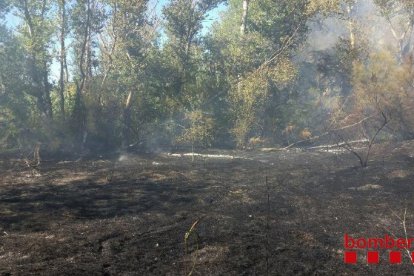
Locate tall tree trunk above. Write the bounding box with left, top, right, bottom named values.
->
left=58, top=0, right=66, bottom=119
left=74, top=0, right=91, bottom=149
left=237, top=0, right=249, bottom=140
left=122, top=91, right=133, bottom=148
left=43, top=62, right=53, bottom=119
left=346, top=3, right=355, bottom=49
left=78, top=0, right=91, bottom=97
left=240, top=0, right=249, bottom=35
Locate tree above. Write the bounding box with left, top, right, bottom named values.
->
left=98, top=0, right=157, bottom=148
left=70, top=0, right=105, bottom=149
left=178, top=110, right=214, bottom=160
left=163, top=0, right=223, bottom=105
left=212, top=0, right=311, bottom=147
left=352, top=50, right=414, bottom=139
left=240, top=0, right=249, bottom=35
left=162, top=0, right=224, bottom=146
left=374, top=0, right=414, bottom=62
left=0, top=24, right=32, bottom=149
left=13, top=0, right=54, bottom=120
left=57, top=0, right=69, bottom=119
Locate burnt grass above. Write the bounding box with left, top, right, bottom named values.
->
left=1, top=141, right=414, bottom=275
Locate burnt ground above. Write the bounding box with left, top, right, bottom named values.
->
left=1, top=141, right=414, bottom=275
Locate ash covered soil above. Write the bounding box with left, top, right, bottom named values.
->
left=1, top=142, right=414, bottom=275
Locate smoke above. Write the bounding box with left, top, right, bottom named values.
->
left=306, top=17, right=346, bottom=51
left=118, top=154, right=129, bottom=162
left=304, top=0, right=400, bottom=53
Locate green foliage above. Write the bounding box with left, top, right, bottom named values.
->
left=0, top=23, right=39, bottom=149
left=178, top=110, right=214, bottom=148
left=2, top=0, right=414, bottom=154
left=211, top=0, right=310, bottom=147
left=352, top=50, right=414, bottom=138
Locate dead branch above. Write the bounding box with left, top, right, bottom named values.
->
left=333, top=111, right=388, bottom=167
left=362, top=111, right=388, bottom=166
left=284, top=115, right=375, bottom=149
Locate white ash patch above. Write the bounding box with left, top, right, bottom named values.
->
left=167, top=153, right=235, bottom=159
left=349, top=184, right=383, bottom=191
left=388, top=170, right=410, bottom=179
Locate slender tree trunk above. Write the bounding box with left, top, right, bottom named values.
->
left=122, top=91, right=133, bottom=148
left=74, top=0, right=91, bottom=150
left=346, top=3, right=355, bottom=49
left=240, top=0, right=249, bottom=35
left=78, top=0, right=91, bottom=96
left=59, top=0, right=66, bottom=119
left=236, top=0, right=250, bottom=147
left=43, top=63, right=53, bottom=119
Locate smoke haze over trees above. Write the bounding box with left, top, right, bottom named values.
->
left=1, top=0, right=414, bottom=154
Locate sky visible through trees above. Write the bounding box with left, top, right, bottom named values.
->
left=2, top=1, right=226, bottom=80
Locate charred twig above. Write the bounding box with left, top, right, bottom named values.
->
left=333, top=112, right=388, bottom=167
left=106, top=157, right=118, bottom=182
left=265, top=176, right=270, bottom=276
left=333, top=132, right=366, bottom=167
left=363, top=111, right=388, bottom=166
left=401, top=208, right=412, bottom=265
left=382, top=208, right=413, bottom=266
left=184, top=216, right=205, bottom=276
